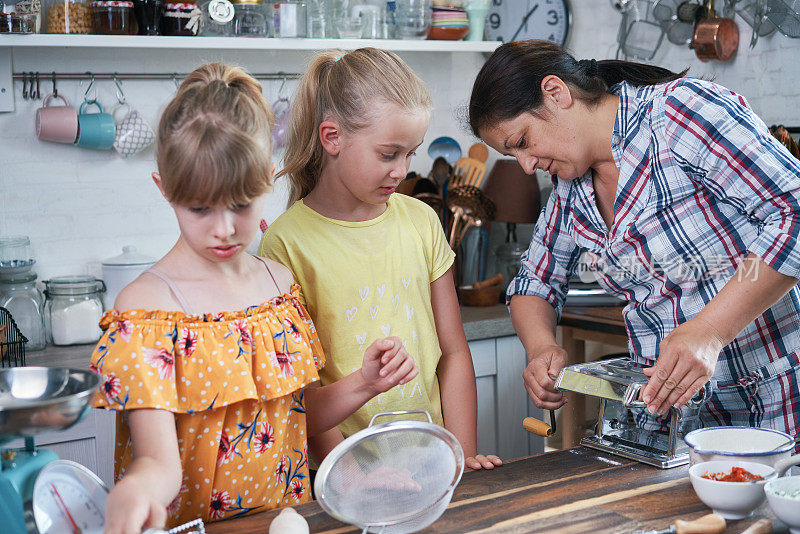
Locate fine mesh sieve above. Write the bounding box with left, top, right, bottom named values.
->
left=314, top=411, right=464, bottom=534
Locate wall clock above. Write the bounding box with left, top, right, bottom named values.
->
left=486, top=0, right=572, bottom=46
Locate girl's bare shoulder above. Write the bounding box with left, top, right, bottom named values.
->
left=113, top=269, right=183, bottom=312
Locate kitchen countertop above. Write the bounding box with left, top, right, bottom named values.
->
left=22, top=305, right=516, bottom=369
left=207, top=446, right=786, bottom=533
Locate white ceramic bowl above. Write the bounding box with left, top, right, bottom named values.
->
left=684, top=426, right=796, bottom=468
left=688, top=460, right=777, bottom=519
left=765, top=475, right=800, bottom=534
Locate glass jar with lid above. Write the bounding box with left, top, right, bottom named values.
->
left=162, top=1, right=200, bottom=34
left=43, top=276, right=106, bottom=346
left=0, top=272, right=46, bottom=351
left=232, top=0, right=267, bottom=36
left=0, top=235, right=35, bottom=275
left=200, top=0, right=233, bottom=35
left=46, top=0, right=92, bottom=33
left=91, top=0, right=138, bottom=33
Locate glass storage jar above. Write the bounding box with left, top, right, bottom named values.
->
left=43, top=276, right=105, bottom=346
left=0, top=235, right=35, bottom=275
left=133, top=0, right=163, bottom=33
left=272, top=0, right=305, bottom=37
left=91, top=0, right=138, bottom=33
left=0, top=272, right=46, bottom=351
left=47, top=0, right=92, bottom=33
left=233, top=0, right=267, bottom=36
left=200, top=0, right=233, bottom=35
left=1, top=0, right=42, bottom=33
left=162, top=1, right=200, bottom=34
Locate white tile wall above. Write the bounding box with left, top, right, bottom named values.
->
left=1, top=2, right=799, bottom=281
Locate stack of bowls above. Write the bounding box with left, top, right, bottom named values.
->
left=429, top=5, right=469, bottom=40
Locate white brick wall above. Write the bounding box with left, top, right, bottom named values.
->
left=1, top=2, right=798, bottom=280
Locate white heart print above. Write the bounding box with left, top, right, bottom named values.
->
left=376, top=284, right=386, bottom=298
left=392, top=294, right=400, bottom=310
left=345, top=306, right=357, bottom=322
left=356, top=332, right=367, bottom=349
left=402, top=277, right=411, bottom=289
left=405, top=305, right=414, bottom=321
left=412, top=331, right=418, bottom=344
left=359, top=286, right=370, bottom=301
left=370, top=305, right=380, bottom=319
left=380, top=324, right=391, bottom=337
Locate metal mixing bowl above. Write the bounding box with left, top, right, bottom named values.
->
left=0, top=367, right=101, bottom=445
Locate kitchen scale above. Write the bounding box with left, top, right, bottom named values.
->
left=555, top=357, right=712, bottom=468
left=0, top=366, right=206, bottom=534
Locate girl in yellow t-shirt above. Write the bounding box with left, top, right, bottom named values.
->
left=259, top=48, right=503, bottom=471
left=90, top=63, right=418, bottom=533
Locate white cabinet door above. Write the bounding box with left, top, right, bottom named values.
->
left=469, top=336, right=544, bottom=461
left=5, top=408, right=117, bottom=487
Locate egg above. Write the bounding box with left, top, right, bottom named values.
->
left=268, top=506, right=310, bottom=534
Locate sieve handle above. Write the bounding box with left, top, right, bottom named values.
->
left=368, top=410, right=432, bottom=427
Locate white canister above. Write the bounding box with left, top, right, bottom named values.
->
left=101, top=246, right=156, bottom=309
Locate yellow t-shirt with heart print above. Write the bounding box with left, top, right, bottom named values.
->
left=259, top=194, right=455, bottom=438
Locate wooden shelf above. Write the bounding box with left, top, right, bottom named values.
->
left=0, top=34, right=501, bottom=52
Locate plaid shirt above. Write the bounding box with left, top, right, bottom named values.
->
left=509, top=79, right=800, bottom=428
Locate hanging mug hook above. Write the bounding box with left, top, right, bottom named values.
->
left=22, top=72, right=29, bottom=100
left=172, top=73, right=180, bottom=90
left=113, top=74, right=127, bottom=104
left=279, top=75, right=287, bottom=97
left=52, top=71, right=58, bottom=98
left=34, top=72, right=41, bottom=100
left=82, top=73, right=97, bottom=103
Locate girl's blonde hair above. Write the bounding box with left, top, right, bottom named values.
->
left=281, top=48, right=432, bottom=205
left=156, top=63, right=275, bottom=207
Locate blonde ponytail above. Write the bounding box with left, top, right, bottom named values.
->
left=280, top=48, right=432, bottom=206
left=156, top=63, right=275, bottom=207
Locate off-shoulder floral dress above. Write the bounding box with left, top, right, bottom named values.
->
left=89, top=285, right=324, bottom=527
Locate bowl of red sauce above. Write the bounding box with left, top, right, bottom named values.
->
left=688, top=460, right=777, bottom=519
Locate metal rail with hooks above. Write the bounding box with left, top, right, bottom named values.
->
left=12, top=71, right=301, bottom=81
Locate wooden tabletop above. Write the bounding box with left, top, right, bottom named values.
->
left=207, top=447, right=783, bottom=533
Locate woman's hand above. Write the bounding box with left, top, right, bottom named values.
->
left=523, top=344, right=569, bottom=410
left=361, top=336, right=418, bottom=395
left=104, top=476, right=166, bottom=534
left=466, top=454, right=503, bottom=470
left=641, top=316, right=724, bottom=415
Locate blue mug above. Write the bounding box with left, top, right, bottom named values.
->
left=75, top=101, right=116, bottom=150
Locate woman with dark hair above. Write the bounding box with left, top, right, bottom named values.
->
left=470, top=39, right=800, bottom=440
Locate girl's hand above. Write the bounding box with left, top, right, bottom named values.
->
left=523, top=344, right=568, bottom=410
left=466, top=454, right=503, bottom=470
left=361, top=336, right=418, bottom=395
left=104, top=477, right=166, bottom=534
left=641, top=316, right=723, bottom=415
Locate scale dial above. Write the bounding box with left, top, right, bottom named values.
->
left=32, top=460, right=108, bottom=534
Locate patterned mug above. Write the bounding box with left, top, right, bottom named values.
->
left=112, top=103, right=156, bottom=158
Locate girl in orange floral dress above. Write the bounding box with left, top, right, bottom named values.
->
left=89, top=63, right=418, bottom=534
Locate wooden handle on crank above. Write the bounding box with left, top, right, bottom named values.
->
left=473, top=273, right=504, bottom=289
left=674, top=513, right=726, bottom=534
left=522, top=417, right=553, bottom=437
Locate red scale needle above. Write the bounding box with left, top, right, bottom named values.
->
left=50, top=483, right=83, bottom=534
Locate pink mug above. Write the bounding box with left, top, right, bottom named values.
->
left=36, top=93, right=78, bottom=144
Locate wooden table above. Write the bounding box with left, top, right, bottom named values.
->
left=207, top=447, right=784, bottom=533
left=558, top=306, right=628, bottom=448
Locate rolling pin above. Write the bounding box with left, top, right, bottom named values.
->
left=473, top=273, right=504, bottom=289
left=634, top=513, right=726, bottom=534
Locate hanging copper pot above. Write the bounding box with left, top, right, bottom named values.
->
left=691, top=0, right=739, bottom=62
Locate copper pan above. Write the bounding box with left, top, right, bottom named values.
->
left=691, top=1, right=739, bottom=61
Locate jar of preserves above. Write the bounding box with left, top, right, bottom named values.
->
left=200, top=0, right=232, bottom=35
left=91, top=0, right=137, bottom=33
left=46, top=0, right=92, bottom=33
left=232, top=0, right=266, bottom=36
left=162, top=1, right=200, bottom=34
left=43, top=275, right=105, bottom=346
left=0, top=272, right=46, bottom=351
